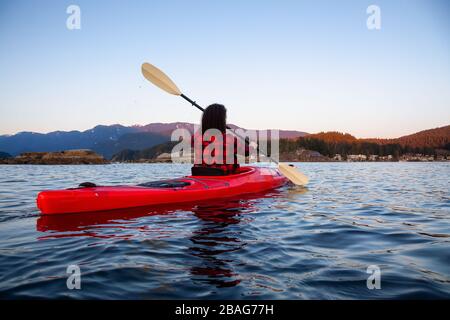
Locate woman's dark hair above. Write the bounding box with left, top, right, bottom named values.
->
left=201, top=104, right=227, bottom=134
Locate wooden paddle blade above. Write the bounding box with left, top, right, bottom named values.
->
left=278, top=163, right=309, bottom=186
left=141, top=62, right=181, bottom=95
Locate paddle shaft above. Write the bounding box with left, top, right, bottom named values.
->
left=181, top=94, right=204, bottom=112
left=180, top=93, right=278, bottom=164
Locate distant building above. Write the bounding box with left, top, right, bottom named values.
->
left=378, top=155, right=394, bottom=161
left=399, top=154, right=434, bottom=162
left=347, top=154, right=367, bottom=162
left=333, top=154, right=342, bottom=161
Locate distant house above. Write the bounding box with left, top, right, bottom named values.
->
left=368, top=155, right=378, bottom=161
left=347, top=154, right=367, bottom=162
left=379, top=155, right=394, bottom=161
left=399, top=153, right=435, bottom=162
left=167, top=152, right=192, bottom=163
left=309, top=151, right=323, bottom=158
left=333, top=154, right=342, bottom=161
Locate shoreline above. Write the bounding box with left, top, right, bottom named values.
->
left=1, top=149, right=448, bottom=165
left=1, top=159, right=448, bottom=165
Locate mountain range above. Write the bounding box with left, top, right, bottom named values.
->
left=0, top=123, right=308, bottom=159
left=1, top=123, right=448, bottom=160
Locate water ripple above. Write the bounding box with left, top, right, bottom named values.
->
left=0, top=162, right=449, bottom=299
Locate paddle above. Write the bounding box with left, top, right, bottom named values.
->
left=141, top=62, right=309, bottom=186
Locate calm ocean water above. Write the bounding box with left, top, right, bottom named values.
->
left=0, top=163, right=448, bottom=299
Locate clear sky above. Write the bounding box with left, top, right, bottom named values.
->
left=0, top=0, right=449, bottom=138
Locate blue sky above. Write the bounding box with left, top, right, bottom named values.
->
left=0, top=0, right=449, bottom=138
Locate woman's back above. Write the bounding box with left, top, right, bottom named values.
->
left=192, top=104, right=247, bottom=176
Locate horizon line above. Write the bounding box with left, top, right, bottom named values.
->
left=1, top=122, right=448, bottom=140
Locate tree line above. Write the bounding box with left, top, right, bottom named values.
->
left=279, top=137, right=446, bottom=159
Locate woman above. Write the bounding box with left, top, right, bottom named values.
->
left=192, top=104, right=251, bottom=176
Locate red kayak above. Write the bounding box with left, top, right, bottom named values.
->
left=36, top=166, right=288, bottom=215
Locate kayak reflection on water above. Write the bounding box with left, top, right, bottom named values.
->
left=188, top=200, right=249, bottom=288
left=35, top=190, right=283, bottom=237
left=36, top=189, right=288, bottom=289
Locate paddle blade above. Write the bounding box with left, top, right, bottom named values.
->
left=141, top=62, right=181, bottom=95
left=278, top=163, right=309, bottom=186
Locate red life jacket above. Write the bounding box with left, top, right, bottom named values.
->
left=192, top=132, right=250, bottom=175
